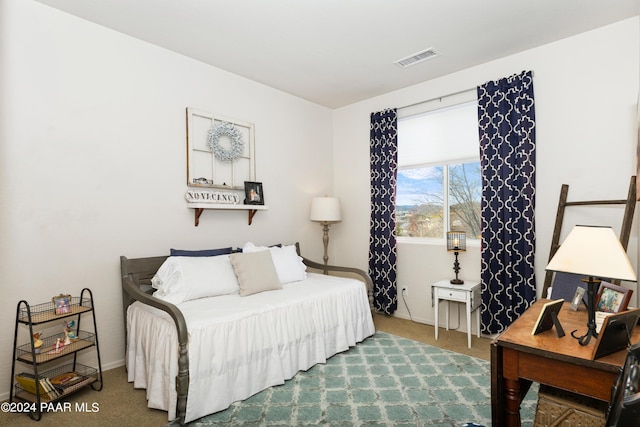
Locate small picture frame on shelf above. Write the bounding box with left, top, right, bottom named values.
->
left=244, top=181, right=264, bottom=205
left=52, top=294, right=71, bottom=315
left=595, top=281, right=633, bottom=313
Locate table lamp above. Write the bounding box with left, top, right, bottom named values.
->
left=447, top=231, right=466, bottom=284
left=546, top=225, right=637, bottom=345
left=310, top=196, right=341, bottom=274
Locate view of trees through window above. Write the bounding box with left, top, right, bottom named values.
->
left=396, top=162, right=481, bottom=239
left=396, top=100, right=481, bottom=240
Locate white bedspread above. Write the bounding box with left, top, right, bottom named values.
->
left=126, top=272, right=375, bottom=422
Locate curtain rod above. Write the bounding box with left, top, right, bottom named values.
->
left=398, top=86, right=477, bottom=111
left=398, top=70, right=535, bottom=111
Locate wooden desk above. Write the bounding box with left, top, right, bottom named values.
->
left=491, top=299, right=640, bottom=427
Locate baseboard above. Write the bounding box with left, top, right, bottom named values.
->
left=383, top=312, right=496, bottom=339
left=102, top=359, right=125, bottom=371
left=389, top=312, right=434, bottom=325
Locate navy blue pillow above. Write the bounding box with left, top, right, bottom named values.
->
left=170, top=247, right=233, bottom=257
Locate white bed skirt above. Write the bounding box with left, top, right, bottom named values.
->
left=126, top=273, right=375, bottom=422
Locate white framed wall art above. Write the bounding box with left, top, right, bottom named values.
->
left=186, top=107, right=255, bottom=190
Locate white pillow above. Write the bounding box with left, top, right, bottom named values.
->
left=242, top=242, right=307, bottom=284
left=151, top=255, right=239, bottom=304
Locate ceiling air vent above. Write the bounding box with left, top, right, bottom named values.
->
left=394, top=48, right=439, bottom=68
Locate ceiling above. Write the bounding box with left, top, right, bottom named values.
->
left=35, top=0, right=640, bottom=108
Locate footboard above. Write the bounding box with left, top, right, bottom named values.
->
left=120, top=255, right=189, bottom=426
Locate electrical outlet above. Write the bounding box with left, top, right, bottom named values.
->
left=402, top=287, right=408, bottom=296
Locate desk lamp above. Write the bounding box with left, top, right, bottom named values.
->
left=447, top=231, right=466, bottom=284
left=546, top=225, right=637, bottom=346
left=310, top=196, right=341, bottom=274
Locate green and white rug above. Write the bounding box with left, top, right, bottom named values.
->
left=188, top=332, right=537, bottom=426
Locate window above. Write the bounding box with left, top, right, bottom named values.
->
left=396, top=100, right=481, bottom=240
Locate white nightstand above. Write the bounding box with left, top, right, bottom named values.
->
left=432, top=279, right=481, bottom=348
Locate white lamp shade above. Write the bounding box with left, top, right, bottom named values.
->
left=310, top=197, right=341, bottom=222
left=546, top=225, right=637, bottom=282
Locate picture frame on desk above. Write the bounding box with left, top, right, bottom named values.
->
left=591, top=308, right=640, bottom=359
left=570, top=287, right=586, bottom=311
left=595, top=281, right=633, bottom=313
left=531, top=299, right=565, bottom=337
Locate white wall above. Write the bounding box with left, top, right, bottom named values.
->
left=332, top=18, right=640, bottom=330
left=0, top=0, right=334, bottom=399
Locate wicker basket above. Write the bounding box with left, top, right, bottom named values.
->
left=534, top=385, right=607, bottom=427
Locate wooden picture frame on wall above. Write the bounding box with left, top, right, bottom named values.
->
left=185, top=107, right=255, bottom=190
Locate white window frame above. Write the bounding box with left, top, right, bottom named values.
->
left=396, top=92, right=480, bottom=244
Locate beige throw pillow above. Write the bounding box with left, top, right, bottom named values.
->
left=230, top=251, right=282, bottom=296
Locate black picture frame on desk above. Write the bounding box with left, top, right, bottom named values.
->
left=591, top=308, right=640, bottom=360
left=531, top=299, right=565, bottom=337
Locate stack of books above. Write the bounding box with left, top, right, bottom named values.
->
left=14, top=373, right=59, bottom=400
left=15, top=371, right=85, bottom=400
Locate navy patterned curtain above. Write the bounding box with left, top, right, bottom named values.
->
left=477, top=71, right=536, bottom=334
left=369, top=108, right=398, bottom=315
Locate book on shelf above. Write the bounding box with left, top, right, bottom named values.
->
left=50, top=371, right=86, bottom=392
left=42, top=377, right=59, bottom=399
left=14, top=373, right=59, bottom=399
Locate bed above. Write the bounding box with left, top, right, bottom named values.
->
left=120, top=243, right=375, bottom=425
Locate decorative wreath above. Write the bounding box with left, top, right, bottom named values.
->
left=207, top=122, right=244, bottom=162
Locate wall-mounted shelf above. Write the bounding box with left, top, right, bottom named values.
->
left=187, top=203, right=268, bottom=226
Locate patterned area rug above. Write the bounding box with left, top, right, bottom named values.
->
left=187, top=332, right=538, bottom=426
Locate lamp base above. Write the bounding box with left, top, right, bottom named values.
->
left=573, top=328, right=598, bottom=346
left=450, top=251, right=464, bottom=285
left=571, top=277, right=600, bottom=346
